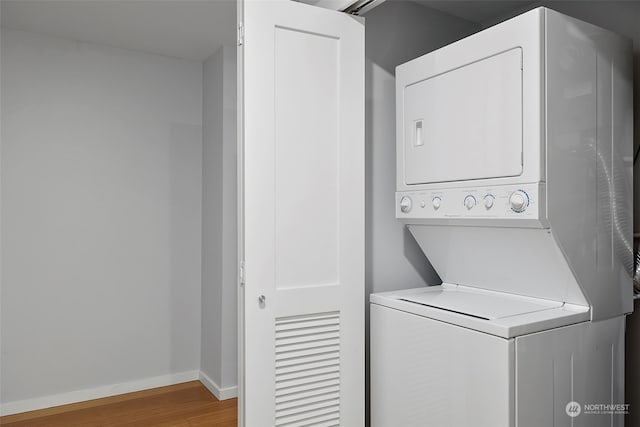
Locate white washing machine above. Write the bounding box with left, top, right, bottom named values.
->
left=371, top=7, right=634, bottom=427
left=371, top=287, right=624, bottom=427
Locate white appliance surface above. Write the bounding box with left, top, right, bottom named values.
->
left=402, top=47, right=522, bottom=185
left=394, top=6, right=633, bottom=319
left=371, top=285, right=589, bottom=338
left=397, top=282, right=562, bottom=319
left=373, top=6, right=633, bottom=427
left=371, top=302, right=625, bottom=427
left=395, top=6, right=544, bottom=194
left=406, top=226, right=587, bottom=306
left=370, top=303, right=514, bottom=427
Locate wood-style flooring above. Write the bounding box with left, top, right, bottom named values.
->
left=0, top=381, right=237, bottom=427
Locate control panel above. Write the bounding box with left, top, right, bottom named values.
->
left=396, top=183, right=545, bottom=224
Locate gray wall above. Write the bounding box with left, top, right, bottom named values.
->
left=219, top=45, right=238, bottom=392
left=364, top=0, right=479, bottom=295
left=0, top=29, right=203, bottom=407
left=363, top=2, right=480, bottom=424
left=201, top=47, right=224, bottom=389
left=201, top=45, right=237, bottom=393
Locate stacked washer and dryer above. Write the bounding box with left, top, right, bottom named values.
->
left=370, top=7, right=633, bottom=427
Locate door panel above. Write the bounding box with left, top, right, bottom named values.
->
left=402, top=48, right=523, bottom=185
left=274, top=26, right=339, bottom=290
left=239, top=1, right=364, bottom=425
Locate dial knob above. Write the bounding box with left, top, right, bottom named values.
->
left=432, top=197, right=441, bottom=210
left=400, top=196, right=412, bottom=213
left=464, top=195, right=476, bottom=210
left=509, top=190, right=529, bottom=213
left=484, top=195, right=495, bottom=210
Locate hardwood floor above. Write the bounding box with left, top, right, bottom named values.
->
left=0, top=381, right=237, bottom=427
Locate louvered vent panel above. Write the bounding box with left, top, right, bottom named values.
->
left=275, top=311, right=340, bottom=427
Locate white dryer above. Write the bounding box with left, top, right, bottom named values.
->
left=371, top=7, right=634, bottom=427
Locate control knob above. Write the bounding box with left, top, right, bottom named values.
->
left=484, top=195, right=495, bottom=210
left=400, top=196, right=412, bottom=213
left=464, top=195, right=476, bottom=210
left=509, top=190, right=529, bottom=213
left=432, top=197, right=441, bottom=210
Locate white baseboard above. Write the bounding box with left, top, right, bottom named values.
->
left=0, top=370, right=199, bottom=417
left=198, top=371, right=238, bottom=401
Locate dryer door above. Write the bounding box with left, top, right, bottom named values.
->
left=401, top=48, right=523, bottom=185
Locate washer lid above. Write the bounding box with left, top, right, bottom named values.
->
left=370, top=284, right=590, bottom=338
left=398, top=283, right=563, bottom=320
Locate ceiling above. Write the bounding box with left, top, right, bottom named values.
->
left=2, top=0, right=637, bottom=61
left=0, top=0, right=236, bottom=62
left=409, top=0, right=640, bottom=31
left=408, top=0, right=640, bottom=41
left=409, top=0, right=535, bottom=23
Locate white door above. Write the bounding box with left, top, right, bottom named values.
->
left=238, top=1, right=364, bottom=426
